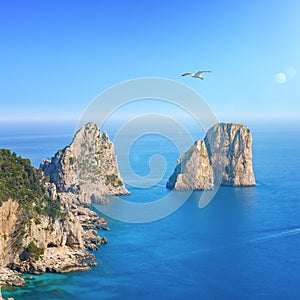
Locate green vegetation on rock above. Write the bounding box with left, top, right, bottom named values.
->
left=20, top=241, right=44, bottom=261
left=0, top=149, right=64, bottom=221
left=105, top=174, right=123, bottom=187
left=69, top=157, right=76, bottom=165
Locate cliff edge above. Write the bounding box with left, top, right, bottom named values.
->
left=0, top=149, right=107, bottom=286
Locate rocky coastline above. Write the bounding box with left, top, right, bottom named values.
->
left=0, top=122, right=257, bottom=297
left=0, top=123, right=127, bottom=291
left=41, top=122, right=129, bottom=206
left=0, top=200, right=108, bottom=286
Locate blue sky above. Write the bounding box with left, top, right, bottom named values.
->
left=0, top=0, right=299, bottom=124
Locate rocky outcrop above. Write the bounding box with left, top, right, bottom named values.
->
left=166, top=140, right=214, bottom=190
left=73, top=206, right=109, bottom=230
left=205, top=123, right=255, bottom=186
left=0, top=199, right=19, bottom=266
left=0, top=146, right=110, bottom=294
left=9, top=247, right=95, bottom=275
left=0, top=196, right=108, bottom=277
left=0, top=188, right=107, bottom=278
left=167, top=123, right=256, bottom=190
left=41, top=122, right=129, bottom=205
left=83, top=229, right=107, bottom=251
left=0, top=267, right=24, bottom=286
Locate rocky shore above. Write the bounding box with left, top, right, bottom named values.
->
left=0, top=124, right=128, bottom=300
left=9, top=203, right=108, bottom=275
left=10, top=247, right=95, bottom=274
left=0, top=202, right=108, bottom=285
left=0, top=267, right=24, bottom=286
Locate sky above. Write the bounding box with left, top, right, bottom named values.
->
left=0, top=0, right=300, bottom=125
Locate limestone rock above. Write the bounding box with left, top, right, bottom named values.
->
left=0, top=197, right=105, bottom=277
left=205, top=123, right=256, bottom=186
left=166, top=140, right=214, bottom=190
left=9, top=247, right=95, bottom=274
left=167, top=123, right=256, bottom=190
left=0, top=267, right=24, bottom=286
left=0, top=148, right=108, bottom=284
left=0, top=199, right=19, bottom=266
left=83, top=229, right=102, bottom=250
left=73, top=206, right=107, bottom=230
left=7, top=202, right=106, bottom=275
left=41, top=122, right=129, bottom=205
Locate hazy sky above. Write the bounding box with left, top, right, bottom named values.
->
left=0, top=0, right=299, bottom=123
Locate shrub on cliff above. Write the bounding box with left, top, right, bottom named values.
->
left=0, top=149, right=63, bottom=220
left=20, top=242, right=44, bottom=261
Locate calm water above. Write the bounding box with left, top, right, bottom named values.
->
left=1, top=122, right=300, bottom=299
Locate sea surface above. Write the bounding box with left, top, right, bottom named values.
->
left=1, top=121, right=300, bottom=299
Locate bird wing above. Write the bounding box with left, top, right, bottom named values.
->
left=194, top=70, right=211, bottom=76
left=181, top=73, right=194, bottom=76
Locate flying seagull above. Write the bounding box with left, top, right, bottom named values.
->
left=181, top=70, right=211, bottom=80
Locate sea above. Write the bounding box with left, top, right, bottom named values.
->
left=1, top=120, right=300, bottom=300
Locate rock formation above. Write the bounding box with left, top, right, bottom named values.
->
left=41, top=122, right=129, bottom=205
left=0, top=267, right=24, bottom=286
left=0, top=196, right=108, bottom=276
left=0, top=121, right=129, bottom=294
left=0, top=149, right=109, bottom=287
left=166, top=140, right=214, bottom=190
left=205, top=123, right=256, bottom=186
left=167, top=123, right=256, bottom=190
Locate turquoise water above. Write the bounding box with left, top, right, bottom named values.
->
left=1, top=122, right=300, bottom=299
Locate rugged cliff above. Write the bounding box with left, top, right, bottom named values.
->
left=167, top=123, right=256, bottom=190
left=0, top=149, right=107, bottom=286
left=41, top=122, right=129, bottom=205
left=205, top=123, right=256, bottom=186
left=166, top=140, right=214, bottom=190
left=0, top=197, right=105, bottom=277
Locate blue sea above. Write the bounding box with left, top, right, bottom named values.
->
left=1, top=121, right=300, bottom=299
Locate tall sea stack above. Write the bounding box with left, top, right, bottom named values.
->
left=41, top=122, right=129, bottom=205
left=167, top=123, right=256, bottom=190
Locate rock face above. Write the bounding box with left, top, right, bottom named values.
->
left=0, top=199, right=19, bottom=266
left=0, top=146, right=110, bottom=292
left=9, top=247, right=95, bottom=275
left=205, top=123, right=256, bottom=186
left=41, top=122, right=129, bottom=205
left=0, top=149, right=97, bottom=284
left=167, top=123, right=255, bottom=190
left=0, top=196, right=108, bottom=276
left=0, top=267, right=24, bottom=286
left=166, top=140, right=214, bottom=190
